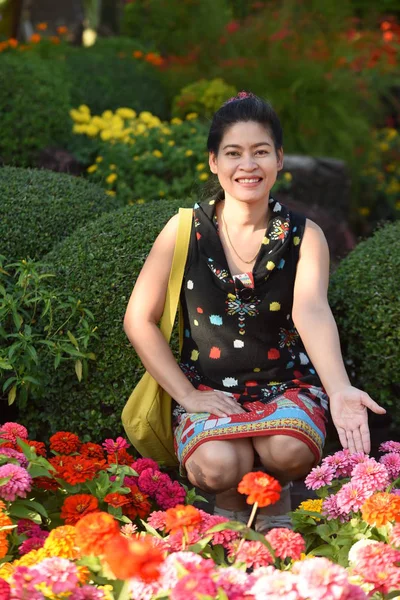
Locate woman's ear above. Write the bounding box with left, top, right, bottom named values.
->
left=277, top=148, right=284, bottom=171
left=209, top=152, right=218, bottom=174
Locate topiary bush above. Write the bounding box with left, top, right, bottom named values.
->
left=20, top=198, right=193, bottom=440
left=329, top=220, right=400, bottom=429
left=0, top=167, right=117, bottom=260
left=64, top=38, right=168, bottom=119
left=0, top=54, right=72, bottom=167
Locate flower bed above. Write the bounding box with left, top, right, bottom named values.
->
left=0, top=421, right=399, bottom=599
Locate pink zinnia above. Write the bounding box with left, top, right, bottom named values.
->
left=68, top=585, right=105, bottom=599
left=120, top=523, right=138, bottom=537
left=214, top=567, right=251, bottom=600
left=138, top=468, right=170, bottom=496
left=251, top=569, right=300, bottom=600
left=147, top=510, right=167, bottom=531
left=340, top=584, right=368, bottom=599
left=17, top=519, right=43, bottom=536
left=231, top=540, right=273, bottom=569
left=304, top=464, right=335, bottom=490
left=322, top=494, right=350, bottom=522
left=389, top=522, right=400, bottom=547
left=380, top=453, right=400, bottom=480
left=131, top=457, right=160, bottom=474
left=202, top=515, right=240, bottom=548
left=154, top=479, right=186, bottom=509
left=19, top=533, right=48, bottom=555
left=0, top=447, right=28, bottom=468
left=102, top=436, right=130, bottom=454
left=322, top=449, right=354, bottom=478
left=0, top=422, right=28, bottom=445
left=0, top=578, right=10, bottom=600
left=0, top=463, right=32, bottom=501
left=293, top=557, right=350, bottom=600
left=351, top=458, right=390, bottom=491
left=335, top=480, right=372, bottom=515
left=9, top=566, right=42, bottom=600
left=160, top=552, right=214, bottom=592
left=265, top=528, right=306, bottom=561
left=171, top=571, right=217, bottom=600
left=380, top=441, right=400, bottom=454
left=167, top=527, right=202, bottom=552
left=31, top=557, right=78, bottom=595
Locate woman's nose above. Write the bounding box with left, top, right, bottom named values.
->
left=240, top=154, right=257, bottom=169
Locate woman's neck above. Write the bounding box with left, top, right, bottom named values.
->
left=218, top=194, right=270, bottom=231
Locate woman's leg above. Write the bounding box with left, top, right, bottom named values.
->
left=185, top=438, right=254, bottom=512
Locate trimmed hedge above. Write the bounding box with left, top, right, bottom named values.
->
left=20, top=199, right=193, bottom=440
left=0, top=167, right=117, bottom=260
left=65, top=38, right=168, bottom=119
left=0, top=55, right=71, bottom=167
left=329, top=221, right=400, bottom=428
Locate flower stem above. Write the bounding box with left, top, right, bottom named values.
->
left=235, top=501, right=258, bottom=558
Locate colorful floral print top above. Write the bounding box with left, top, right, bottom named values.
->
left=179, top=197, right=327, bottom=405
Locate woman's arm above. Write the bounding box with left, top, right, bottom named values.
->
left=292, top=219, right=385, bottom=454
left=123, top=214, right=245, bottom=417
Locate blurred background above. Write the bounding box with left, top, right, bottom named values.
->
left=0, top=0, right=399, bottom=448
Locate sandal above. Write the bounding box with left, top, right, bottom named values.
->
left=255, top=482, right=293, bottom=533
left=213, top=506, right=252, bottom=524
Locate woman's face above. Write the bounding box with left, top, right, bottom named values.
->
left=209, top=120, right=283, bottom=204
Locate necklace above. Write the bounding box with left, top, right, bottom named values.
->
left=221, top=209, right=263, bottom=265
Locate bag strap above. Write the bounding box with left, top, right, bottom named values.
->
left=159, top=208, right=193, bottom=345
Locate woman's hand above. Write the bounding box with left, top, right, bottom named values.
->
left=329, top=386, right=386, bottom=454
left=178, top=389, right=246, bottom=417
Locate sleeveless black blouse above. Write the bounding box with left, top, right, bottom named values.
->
left=179, top=197, right=326, bottom=404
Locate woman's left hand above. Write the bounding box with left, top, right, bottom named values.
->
left=329, top=386, right=386, bottom=454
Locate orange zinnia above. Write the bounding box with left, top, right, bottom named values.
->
left=75, top=511, right=119, bottom=556
left=237, top=471, right=281, bottom=507
left=57, top=26, right=68, bottom=35
left=36, top=22, right=48, bottom=31
left=61, top=494, right=99, bottom=525
left=0, top=532, right=9, bottom=559
left=361, top=492, right=400, bottom=527
left=104, top=492, right=131, bottom=508
left=104, top=533, right=164, bottom=581
left=164, top=504, right=202, bottom=534
left=43, top=525, right=80, bottom=560
left=30, top=33, right=41, bottom=43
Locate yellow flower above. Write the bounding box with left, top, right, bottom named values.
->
left=78, top=104, right=90, bottom=113
left=137, top=199, right=145, bottom=204
left=106, top=190, right=116, bottom=196
left=135, top=123, right=147, bottom=135
left=284, top=172, right=293, bottom=182
left=190, top=128, right=196, bottom=133
left=185, top=149, right=194, bottom=157
left=116, top=107, right=137, bottom=120
left=171, top=117, right=183, bottom=125
left=102, top=110, right=113, bottom=120
left=106, top=173, right=117, bottom=184
left=69, top=108, right=91, bottom=124
left=386, top=128, right=397, bottom=141
left=153, top=149, right=163, bottom=158
left=87, top=164, right=97, bottom=173
left=43, top=525, right=79, bottom=560
left=379, top=142, right=389, bottom=152
left=358, top=207, right=370, bottom=216
left=128, top=200, right=135, bottom=206
left=186, top=112, right=198, bottom=120
left=109, top=164, right=117, bottom=170
left=95, top=156, right=103, bottom=163
left=159, top=190, right=165, bottom=197
left=199, top=173, right=209, bottom=181
left=168, top=140, right=175, bottom=146
left=298, top=498, right=323, bottom=513
left=162, top=127, right=172, bottom=135
left=100, top=130, right=112, bottom=141
left=98, top=585, right=114, bottom=600
left=133, top=156, right=140, bottom=161
left=196, top=163, right=206, bottom=171
left=85, top=124, right=99, bottom=137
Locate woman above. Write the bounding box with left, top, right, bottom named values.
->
left=124, top=93, right=385, bottom=529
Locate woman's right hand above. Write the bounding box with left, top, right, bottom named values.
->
left=178, top=389, right=246, bottom=417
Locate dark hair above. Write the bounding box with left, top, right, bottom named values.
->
left=207, top=93, right=283, bottom=155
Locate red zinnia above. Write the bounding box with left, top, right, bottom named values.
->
left=107, top=448, right=134, bottom=466
left=49, top=431, right=81, bottom=455
left=19, top=440, right=47, bottom=457
left=237, top=471, right=281, bottom=507
left=104, top=493, right=131, bottom=508
left=61, top=494, right=99, bottom=525
left=80, top=442, right=104, bottom=460
left=57, top=456, right=97, bottom=485
left=104, top=534, right=164, bottom=581
left=122, top=485, right=152, bottom=521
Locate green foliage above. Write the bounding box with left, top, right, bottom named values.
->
left=172, top=79, right=237, bottom=120
left=121, top=0, right=231, bottom=57
left=0, top=54, right=71, bottom=167
left=64, top=37, right=168, bottom=119
left=20, top=199, right=193, bottom=440
left=0, top=167, right=117, bottom=261
left=0, top=257, right=98, bottom=412
left=329, top=221, right=400, bottom=428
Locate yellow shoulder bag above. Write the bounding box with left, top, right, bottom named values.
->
left=121, top=207, right=193, bottom=467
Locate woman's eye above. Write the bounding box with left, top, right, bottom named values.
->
left=226, top=151, right=240, bottom=156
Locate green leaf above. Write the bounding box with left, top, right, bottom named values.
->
left=8, top=384, right=17, bottom=405
left=29, top=465, right=53, bottom=478
left=188, top=535, right=213, bottom=552
left=67, top=330, right=79, bottom=348
left=9, top=504, right=41, bottom=522
left=17, top=499, right=48, bottom=518
left=2, top=376, right=17, bottom=392
left=75, top=359, right=83, bottom=381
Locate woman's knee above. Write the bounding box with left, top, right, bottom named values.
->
left=185, top=440, right=254, bottom=493
left=254, top=435, right=315, bottom=477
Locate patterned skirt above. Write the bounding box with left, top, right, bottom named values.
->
left=173, top=388, right=327, bottom=469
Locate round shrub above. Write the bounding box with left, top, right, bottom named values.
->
left=20, top=198, right=193, bottom=440
left=329, top=221, right=400, bottom=428
left=64, top=38, right=168, bottom=119
left=0, top=54, right=71, bottom=167
left=172, top=78, right=237, bottom=120
left=0, top=167, right=117, bottom=260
